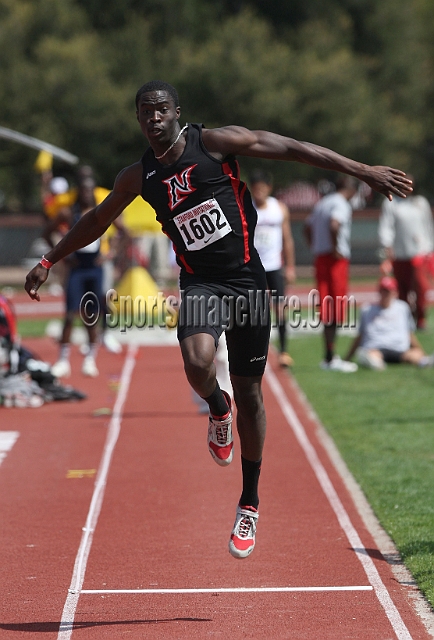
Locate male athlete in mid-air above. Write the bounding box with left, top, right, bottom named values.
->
left=25, top=81, right=413, bottom=559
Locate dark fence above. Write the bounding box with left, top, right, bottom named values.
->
left=0, top=215, right=45, bottom=267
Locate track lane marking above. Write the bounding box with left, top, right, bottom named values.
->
left=80, top=586, right=373, bottom=594
left=0, top=431, right=19, bottom=467
left=57, top=344, right=138, bottom=640
left=264, top=365, right=413, bottom=640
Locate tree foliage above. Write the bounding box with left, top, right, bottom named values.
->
left=0, top=0, right=433, bottom=209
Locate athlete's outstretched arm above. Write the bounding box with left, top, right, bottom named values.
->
left=25, top=164, right=140, bottom=300
left=202, top=126, right=413, bottom=201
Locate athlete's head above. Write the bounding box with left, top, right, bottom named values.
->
left=135, top=81, right=179, bottom=109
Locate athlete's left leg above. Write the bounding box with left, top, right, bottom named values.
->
left=230, top=373, right=265, bottom=463
left=225, top=373, right=265, bottom=559
left=224, top=291, right=270, bottom=558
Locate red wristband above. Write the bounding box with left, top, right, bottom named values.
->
left=39, top=255, right=53, bottom=270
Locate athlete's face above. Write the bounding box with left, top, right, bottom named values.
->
left=136, top=90, right=180, bottom=144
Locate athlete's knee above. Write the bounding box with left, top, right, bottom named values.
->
left=231, top=375, right=264, bottom=415
left=181, top=333, right=216, bottom=378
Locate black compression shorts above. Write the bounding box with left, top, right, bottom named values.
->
left=177, top=253, right=271, bottom=377
left=379, top=348, right=404, bottom=364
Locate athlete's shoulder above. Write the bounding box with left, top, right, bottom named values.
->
left=113, top=161, right=142, bottom=195
left=202, top=124, right=256, bottom=155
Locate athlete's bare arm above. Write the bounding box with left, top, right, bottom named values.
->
left=25, top=162, right=142, bottom=300
left=202, top=126, right=413, bottom=201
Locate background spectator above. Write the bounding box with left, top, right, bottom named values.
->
left=378, top=176, right=434, bottom=330
left=250, top=169, right=296, bottom=368
left=304, top=176, right=359, bottom=372
left=346, top=276, right=434, bottom=370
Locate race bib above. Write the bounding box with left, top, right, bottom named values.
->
left=173, top=198, right=232, bottom=251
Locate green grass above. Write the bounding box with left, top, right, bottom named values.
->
left=17, top=318, right=52, bottom=338
left=287, top=314, right=434, bottom=607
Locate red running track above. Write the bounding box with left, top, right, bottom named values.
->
left=0, top=337, right=432, bottom=639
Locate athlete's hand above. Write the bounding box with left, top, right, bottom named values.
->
left=25, top=264, right=49, bottom=301
left=362, top=167, right=413, bottom=201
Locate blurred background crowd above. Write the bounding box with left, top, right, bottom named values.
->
left=1, top=0, right=434, bottom=390
left=2, top=0, right=434, bottom=271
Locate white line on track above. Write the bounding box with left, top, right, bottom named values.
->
left=54, top=351, right=413, bottom=638
left=0, top=431, right=19, bottom=467
left=264, top=365, right=413, bottom=640
left=80, top=586, right=373, bottom=594
left=57, top=344, right=138, bottom=640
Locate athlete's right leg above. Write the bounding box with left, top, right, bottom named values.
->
left=177, top=280, right=231, bottom=419
left=180, top=332, right=219, bottom=399
left=180, top=333, right=233, bottom=466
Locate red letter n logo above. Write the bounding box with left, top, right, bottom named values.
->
left=162, top=164, right=197, bottom=211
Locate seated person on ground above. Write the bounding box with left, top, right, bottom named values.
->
left=345, top=276, right=433, bottom=370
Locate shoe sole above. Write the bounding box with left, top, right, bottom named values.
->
left=228, top=538, right=255, bottom=559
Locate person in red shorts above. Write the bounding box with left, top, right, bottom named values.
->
left=378, top=176, right=434, bottom=330
left=304, top=176, right=358, bottom=372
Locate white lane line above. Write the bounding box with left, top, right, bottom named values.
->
left=0, top=431, right=19, bottom=467
left=264, top=365, right=413, bottom=640
left=57, top=345, right=138, bottom=640
left=80, top=586, right=373, bottom=594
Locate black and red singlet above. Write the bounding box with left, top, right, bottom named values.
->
left=141, top=123, right=258, bottom=277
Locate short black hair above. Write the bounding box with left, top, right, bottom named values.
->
left=135, top=81, right=179, bottom=109
left=249, top=169, right=273, bottom=186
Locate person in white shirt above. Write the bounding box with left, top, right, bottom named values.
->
left=378, top=177, right=434, bottom=329
left=250, top=170, right=296, bottom=368
left=345, top=276, right=433, bottom=369
left=304, top=176, right=358, bottom=372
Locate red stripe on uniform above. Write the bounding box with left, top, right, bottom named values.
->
left=161, top=228, right=194, bottom=274
left=178, top=253, right=194, bottom=274
left=222, top=161, right=250, bottom=263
